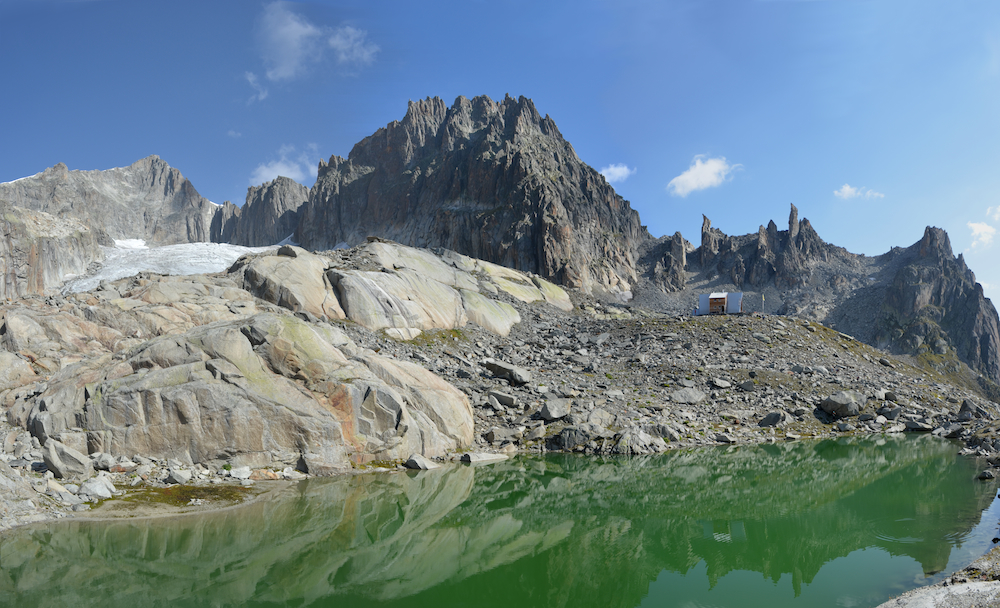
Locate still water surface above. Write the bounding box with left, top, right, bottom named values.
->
left=1, top=435, right=998, bottom=608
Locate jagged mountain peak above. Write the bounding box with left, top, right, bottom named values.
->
left=299, top=94, right=649, bottom=294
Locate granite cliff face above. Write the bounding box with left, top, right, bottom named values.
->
left=0, top=201, right=102, bottom=300
left=212, top=176, right=308, bottom=247
left=0, top=156, right=219, bottom=246
left=296, top=95, right=651, bottom=296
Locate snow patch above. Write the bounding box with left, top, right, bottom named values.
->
left=63, top=241, right=275, bottom=293
left=114, top=239, right=148, bottom=249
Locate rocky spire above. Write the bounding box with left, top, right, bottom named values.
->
left=789, top=204, right=799, bottom=244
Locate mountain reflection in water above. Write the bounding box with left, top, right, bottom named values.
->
left=0, top=435, right=996, bottom=608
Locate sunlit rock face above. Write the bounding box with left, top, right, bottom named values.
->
left=0, top=201, right=102, bottom=300
left=0, top=437, right=992, bottom=607
left=0, top=156, right=219, bottom=246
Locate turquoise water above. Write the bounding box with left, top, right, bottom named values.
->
left=1, top=434, right=997, bottom=608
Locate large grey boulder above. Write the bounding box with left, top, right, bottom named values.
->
left=820, top=391, right=864, bottom=418
left=483, top=360, right=531, bottom=385
left=539, top=398, right=572, bottom=421
left=671, top=387, right=706, bottom=405
left=42, top=439, right=94, bottom=479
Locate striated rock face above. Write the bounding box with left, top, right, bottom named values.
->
left=0, top=156, right=219, bottom=246
left=0, top=201, right=102, bottom=300
left=296, top=95, right=650, bottom=296
left=875, top=227, right=1000, bottom=383
left=215, top=177, right=309, bottom=247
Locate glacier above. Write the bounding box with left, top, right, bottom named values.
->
left=62, top=240, right=275, bottom=293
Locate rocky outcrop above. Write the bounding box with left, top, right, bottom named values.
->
left=0, top=201, right=102, bottom=300
left=0, top=156, right=220, bottom=246
left=295, top=95, right=650, bottom=297
left=210, top=177, right=309, bottom=247
left=875, top=227, right=1000, bottom=383
left=229, top=240, right=570, bottom=339
left=9, top=311, right=473, bottom=474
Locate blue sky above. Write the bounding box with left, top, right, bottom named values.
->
left=1, top=0, right=999, bottom=301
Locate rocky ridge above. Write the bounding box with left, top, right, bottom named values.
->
left=638, top=205, right=1000, bottom=388
left=2, top=240, right=1000, bottom=533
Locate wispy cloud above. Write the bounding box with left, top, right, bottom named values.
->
left=667, top=155, right=740, bottom=197
left=227, top=129, right=242, bottom=139
left=833, top=183, right=884, bottom=199
left=250, top=144, right=320, bottom=186
left=328, top=26, right=379, bottom=66
left=987, top=205, right=1000, bottom=221
left=600, top=163, right=636, bottom=184
left=245, top=71, right=268, bottom=103
left=969, top=221, right=996, bottom=249
left=255, top=2, right=379, bottom=84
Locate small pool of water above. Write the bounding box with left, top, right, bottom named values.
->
left=1, top=435, right=997, bottom=608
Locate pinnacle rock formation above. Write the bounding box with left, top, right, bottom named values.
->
left=0, top=156, right=219, bottom=246
left=295, top=95, right=651, bottom=296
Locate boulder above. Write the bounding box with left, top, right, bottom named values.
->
left=820, top=391, right=864, bottom=418
left=483, top=360, right=531, bottom=385
left=670, top=387, right=706, bottom=405
left=459, top=452, right=508, bottom=464
left=42, top=439, right=93, bottom=479
left=404, top=454, right=440, bottom=470
left=165, top=468, right=193, bottom=484
left=539, top=398, right=572, bottom=421
left=758, top=412, right=787, bottom=427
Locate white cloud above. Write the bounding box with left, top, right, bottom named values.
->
left=328, top=26, right=379, bottom=66
left=227, top=130, right=242, bottom=139
left=667, top=155, right=741, bottom=197
left=250, top=144, right=320, bottom=186
left=245, top=71, right=268, bottom=103
left=600, top=163, right=636, bottom=184
left=968, top=221, right=996, bottom=249
left=255, top=2, right=379, bottom=84
left=259, top=2, right=324, bottom=81
left=987, top=205, right=1000, bottom=221
left=833, top=183, right=884, bottom=199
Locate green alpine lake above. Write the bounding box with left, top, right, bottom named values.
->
left=1, top=434, right=998, bottom=608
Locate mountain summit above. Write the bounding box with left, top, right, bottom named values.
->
left=295, top=95, right=651, bottom=297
